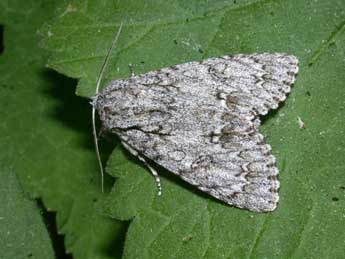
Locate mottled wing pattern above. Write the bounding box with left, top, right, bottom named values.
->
left=95, top=53, right=298, bottom=212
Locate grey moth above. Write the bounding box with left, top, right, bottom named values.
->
left=93, top=51, right=298, bottom=212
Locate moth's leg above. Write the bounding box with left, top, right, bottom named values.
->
left=128, top=64, right=135, bottom=76
left=98, top=125, right=106, bottom=139
left=97, top=126, right=114, bottom=144
left=121, top=141, right=162, bottom=196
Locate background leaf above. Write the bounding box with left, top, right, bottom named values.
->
left=0, top=166, right=54, bottom=259
left=0, top=1, right=125, bottom=258
left=33, top=0, right=345, bottom=258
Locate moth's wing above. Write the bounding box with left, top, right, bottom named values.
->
left=120, top=118, right=279, bottom=212
left=202, top=53, right=299, bottom=117
left=97, top=53, right=298, bottom=212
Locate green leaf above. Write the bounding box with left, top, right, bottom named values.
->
left=0, top=1, right=125, bottom=258
left=0, top=166, right=54, bottom=259
left=42, top=0, right=345, bottom=258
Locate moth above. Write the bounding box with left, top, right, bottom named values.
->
left=92, top=24, right=299, bottom=212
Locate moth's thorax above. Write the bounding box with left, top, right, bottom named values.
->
left=95, top=79, right=168, bottom=131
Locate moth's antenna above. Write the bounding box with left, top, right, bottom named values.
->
left=92, top=22, right=123, bottom=193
